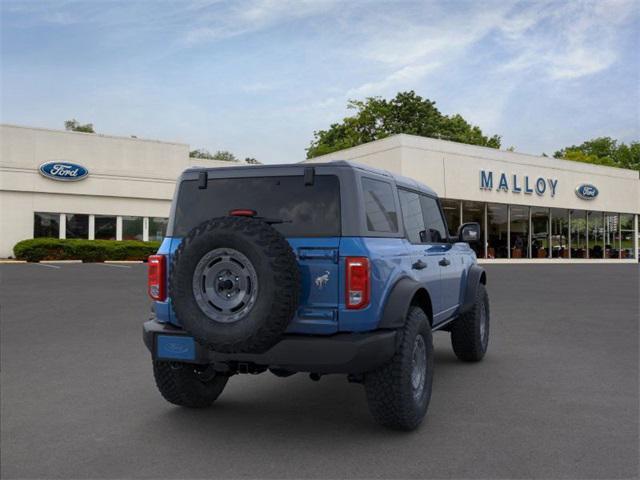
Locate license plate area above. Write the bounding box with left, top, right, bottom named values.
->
left=156, top=334, right=196, bottom=361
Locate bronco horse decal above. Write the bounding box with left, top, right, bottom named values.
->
left=314, top=271, right=330, bottom=289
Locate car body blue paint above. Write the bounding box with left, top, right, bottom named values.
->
left=151, top=164, right=480, bottom=337
left=153, top=234, right=477, bottom=333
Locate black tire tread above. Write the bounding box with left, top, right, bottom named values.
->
left=170, top=216, right=300, bottom=353
left=364, top=307, right=433, bottom=430
left=153, top=361, right=228, bottom=408
left=451, top=283, right=489, bottom=362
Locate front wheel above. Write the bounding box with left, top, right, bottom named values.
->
left=152, top=361, right=229, bottom=408
left=450, top=283, right=490, bottom=362
left=364, top=306, right=433, bottom=430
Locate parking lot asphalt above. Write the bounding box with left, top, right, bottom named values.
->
left=1, top=263, right=638, bottom=479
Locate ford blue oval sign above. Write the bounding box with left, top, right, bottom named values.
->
left=39, top=161, right=89, bottom=182
left=575, top=184, right=598, bottom=200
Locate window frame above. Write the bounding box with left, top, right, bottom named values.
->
left=397, top=186, right=451, bottom=245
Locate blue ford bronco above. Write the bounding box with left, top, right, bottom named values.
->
left=143, top=161, right=489, bottom=430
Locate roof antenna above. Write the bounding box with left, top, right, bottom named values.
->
left=304, top=166, right=315, bottom=186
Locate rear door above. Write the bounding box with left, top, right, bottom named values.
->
left=397, top=189, right=444, bottom=320
left=420, top=195, right=461, bottom=320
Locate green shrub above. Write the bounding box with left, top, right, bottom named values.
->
left=13, top=238, right=161, bottom=262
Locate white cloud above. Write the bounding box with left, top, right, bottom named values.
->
left=347, top=63, right=440, bottom=97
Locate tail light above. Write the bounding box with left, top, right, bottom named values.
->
left=345, top=257, right=370, bottom=309
left=148, top=255, right=166, bottom=301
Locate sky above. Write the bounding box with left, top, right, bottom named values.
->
left=1, top=0, right=639, bottom=164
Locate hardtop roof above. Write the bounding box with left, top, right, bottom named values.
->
left=185, top=160, right=438, bottom=197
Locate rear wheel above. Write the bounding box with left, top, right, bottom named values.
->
left=450, top=283, right=490, bottom=362
left=153, top=361, right=228, bottom=408
left=364, top=306, right=433, bottom=430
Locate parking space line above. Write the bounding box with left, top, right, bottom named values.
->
left=35, top=263, right=61, bottom=269
left=96, top=263, right=132, bottom=269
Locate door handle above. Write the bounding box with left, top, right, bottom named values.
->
left=412, top=259, right=427, bottom=270
left=439, top=257, right=451, bottom=267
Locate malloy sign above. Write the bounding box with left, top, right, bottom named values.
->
left=480, top=170, right=558, bottom=197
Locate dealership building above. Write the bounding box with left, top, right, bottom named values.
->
left=1, top=124, right=638, bottom=262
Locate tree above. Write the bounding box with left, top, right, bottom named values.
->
left=189, top=149, right=238, bottom=162
left=554, top=137, right=640, bottom=171
left=306, top=91, right=501, bottom=158
left=212, top=150, right=238, bottom=162
left=64, top=119, right=94, bottom=133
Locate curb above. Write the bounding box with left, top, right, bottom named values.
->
left=0, top=260, right=27, bottom=264
left=40, top=260, right=83, bottom=264
left=104, top=260, right=144, bottom=264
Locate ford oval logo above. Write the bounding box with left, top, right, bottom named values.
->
left=165, top=342, right=189, bottom=354
left=575, top=184, right=598, bottom=200
left=39, top=161, right=89, bottom=182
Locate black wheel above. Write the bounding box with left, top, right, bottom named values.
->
left=169, top=216, right=300, bottom=353
left=364, top=306, right=433, bottom=431
left=451, top=283, right=489, bottom=362
left=153, top=361, right=228, bottom=408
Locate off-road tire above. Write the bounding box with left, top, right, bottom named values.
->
left=364, top=306, right=433, bottom=431
left=153, top=361, right=228, bottom=408
left=170, top=216, right=300, bottom=354
left=451, top=283, right=489, bottom=362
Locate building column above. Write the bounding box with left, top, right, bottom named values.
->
left=59, top=213, right=66, bottom=239
left=483, top=203, right=488, bottom=259
left=116, top=216, right=123, bottom=241
left=507, top=205, right=511, bottom=259
left=568, top=211, right=572, bottom=259
left=88, top=215, right=95, bottom=240
left=634, top=214, right=639, bottom=260
left=143, top=217, right=149, bottom=242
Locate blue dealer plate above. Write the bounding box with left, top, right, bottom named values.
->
left=156, top=335, right=196, bottom=361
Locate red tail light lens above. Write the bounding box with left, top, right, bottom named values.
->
left=148, top=255, right=166, bottom=301
left=229, top=209, right=257, bottom=217
left=346, top=257, right=370, bottom=309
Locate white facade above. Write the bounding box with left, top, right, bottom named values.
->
left=306, top=134, right=639, bottom=262
left=0, top=124, right=239, bottom=257
left=1, top=126, right=638, bottom=262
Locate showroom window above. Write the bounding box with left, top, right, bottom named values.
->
left=149, top=217, right=168, bottom=241
left=620, top=214, right=635, bottom=259
left=122, top=216, right=143, bottom=241
left=588, top=211, right=604, bottom=258
left=531, top=207, right=550, bottom=259
left=571, top=210, right=587, bottom=258
left=551, top=209, right=570, bottom=258
left=34, top=212, right=59, bottom=238
left=462, top=201, right=485, bottom=258
left=65, top=214, right=89, bottom=239
left=487, top=203, right=508, bottom=259
left=441, top=199, right=461, bottom=236
left=510, top=205, right=529, bottom=259
left=95, top=215, right=117, bottom=240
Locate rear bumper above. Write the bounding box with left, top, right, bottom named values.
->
left=143, top=319, right=397, bottom=374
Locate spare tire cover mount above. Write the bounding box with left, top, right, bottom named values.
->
left=192, top=247, right=259, bottom=323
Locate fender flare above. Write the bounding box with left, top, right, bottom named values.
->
left=378, top=277, right=431, bottom=330
left=459, top=264, right=487, bottom=315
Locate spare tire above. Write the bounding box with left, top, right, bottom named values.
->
left=169, top=216, right=300, bottom=353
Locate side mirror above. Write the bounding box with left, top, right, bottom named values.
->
left=458, top=222, right=481, bottom=243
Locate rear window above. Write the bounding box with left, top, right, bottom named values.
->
left=172, top=175, right=341, bottom=237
